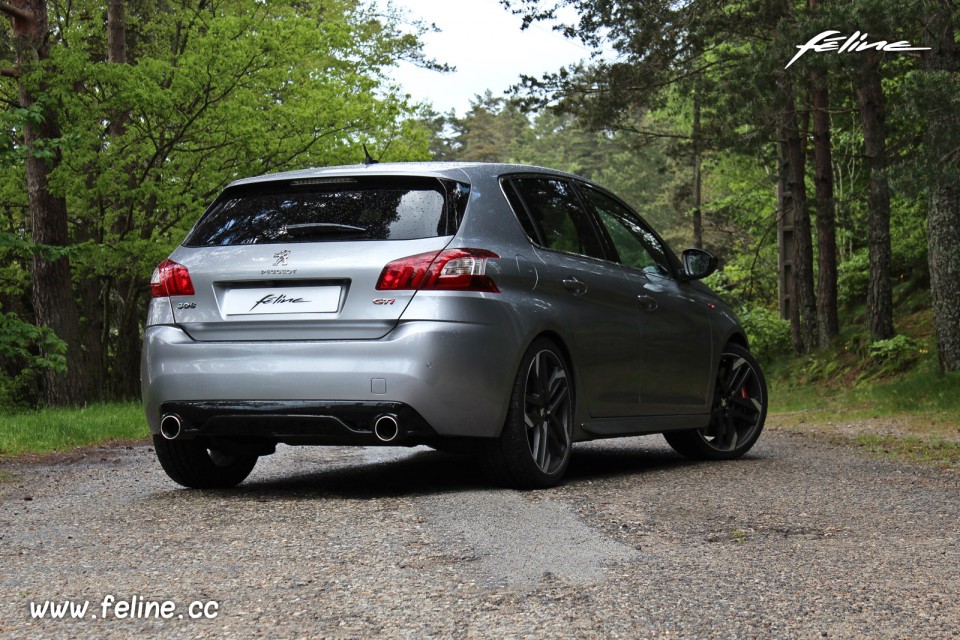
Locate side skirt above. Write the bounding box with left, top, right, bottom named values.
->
left=579, top=413, right=711, bottom=439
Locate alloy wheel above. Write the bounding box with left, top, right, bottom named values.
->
left=702, top=350, right=765, bottom=451
left=523, top=349, right=573, bottom=475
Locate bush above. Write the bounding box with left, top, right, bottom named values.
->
left=737, top=305, right=791, bottom=364
left=866, top=335, right=925, bottom=375
left=0, top=311, right=66, bottom=410
left=838, top=251, right=870, bottom=310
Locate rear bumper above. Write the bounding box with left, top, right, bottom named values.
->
left=158, top=400, right=436, bottom=446
left=141, top=320, right=521, bottom=440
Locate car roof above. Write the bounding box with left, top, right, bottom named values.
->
left=226, top=161, right=584, bottom=188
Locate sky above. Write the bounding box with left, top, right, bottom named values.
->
left=386, top=0, right=595, bottom=116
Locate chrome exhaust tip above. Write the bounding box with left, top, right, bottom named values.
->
left=373, top=414, right=400, bottom=443
left=159, top=414, right=183, bottom=440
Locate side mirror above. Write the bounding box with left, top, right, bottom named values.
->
left=681, top=248, right=718, bottom=281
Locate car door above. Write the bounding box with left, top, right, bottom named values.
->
left=502, top=176, right=642, bottom=418
left=578, top=184, right=714, bottom=415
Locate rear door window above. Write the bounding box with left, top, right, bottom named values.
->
left=504, top=177, right=606, bottom=260
left=185, top=177, right=466, bottom=247
left=580, top=185, right=674, bottom=276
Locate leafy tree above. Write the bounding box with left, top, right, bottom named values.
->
left=427, top=93, right=680, bottom=233
left=444, top=91, right=531, bottom=162
left=1, top=0, right=85, bottom=405
left=0, top=0, right=434, bottom=406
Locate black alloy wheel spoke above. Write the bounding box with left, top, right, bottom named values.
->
left=729, top=397, right=760, bottom=421
left=723, top=414, right=739, bottom=449
left=546, top=372, right=568, bottom=415
left=547, top=414, right=568, bottom=452
left=725, top=360, right=751, bottom=400
left=536, top=422, right=550, bottom=469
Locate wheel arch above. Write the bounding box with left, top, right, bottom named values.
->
left=534, top=329, right=574, bottom=366
left=704, top=330, right=751, bottom=410
left=725, top=331, right=750, bottom=351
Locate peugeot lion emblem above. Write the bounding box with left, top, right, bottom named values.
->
left=273, top=250, right=291, bottom=267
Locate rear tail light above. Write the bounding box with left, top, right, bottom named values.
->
left=150, top=259, right=195, bottom=297
left=377, top=249, right=500, bottom=293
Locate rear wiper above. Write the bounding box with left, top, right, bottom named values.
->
left=282, top=223, right=368, bottom=237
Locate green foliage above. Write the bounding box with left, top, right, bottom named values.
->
left=889, top=193, right=929, bottom=278
left=0, top=402, right=146, bottom=457
left=0, top=313, right=66, bottom=370
left=771, top=352, right=958, bottom=417
left=736, top=305, right=791, bottom=365
left=0, top=232, right=77, bottom=262
left=0, top=0, right=437, bottom=404
left=867, top=335, right=925, bottom=375
left=0, top=311, right=66, bottom=410
left=838, top=250, right=870, bottom=310
left=427, top=95, right=681, bottom=235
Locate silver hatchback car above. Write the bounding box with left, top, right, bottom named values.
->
left=142, top=162, right=767, bottom=489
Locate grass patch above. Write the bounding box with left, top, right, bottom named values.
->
left=855, top=435, right=960, bottom=468
left=770, top=357, right=960, bottom=428
left=0, top=402, right=147, bottom=458
left=768, top=333, right=960, bottom=469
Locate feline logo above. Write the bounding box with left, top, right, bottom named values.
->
left=786, top=31, right=930, bottom=69
left=250, top=293, right=309, bottom=311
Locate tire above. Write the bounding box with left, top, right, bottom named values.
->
left=482, top=338, right=574, bottom=489
left=664, top=343, right=767, bottom=460
left=153, top=435, right=258, bottom=489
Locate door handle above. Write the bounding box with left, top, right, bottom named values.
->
left=637, top=294, right=658, bottom=311
left=562, top=277, right=588, bottom=296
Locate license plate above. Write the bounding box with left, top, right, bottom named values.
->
left=222, top=286, right=341, bottom=316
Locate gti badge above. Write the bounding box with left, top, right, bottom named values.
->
left=273, top=250, right=291, bottom=267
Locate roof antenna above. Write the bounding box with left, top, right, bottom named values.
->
left=363, top=144, right=379, bottom=165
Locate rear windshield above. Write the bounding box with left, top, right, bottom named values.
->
left=184, top=177, right=467, bottom=247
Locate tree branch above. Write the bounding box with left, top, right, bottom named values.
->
left=0, top=1, right=33, bottom=22
left=614, top=125, right=692, bottom=141
left=1, top=67, right=21, bottom=78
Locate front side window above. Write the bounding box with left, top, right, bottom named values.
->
left=581, top=186, right=672, bottom=276
left=506, top=177, right=606, bottom=260
left=185, top=177, right=462, bottom=247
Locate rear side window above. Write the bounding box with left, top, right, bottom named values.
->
left=185, top=177, right=466, bottom=246
left=505, top=177, right=606, bottom=260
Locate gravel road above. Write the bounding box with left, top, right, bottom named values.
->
left=2, top=429, right=958, bottom=639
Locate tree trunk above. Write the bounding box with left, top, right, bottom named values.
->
left=810, top=76, right=839, bottom=348
left=776, top=137, right=801, bottom=351
left=922, top=0, right=960, bottom=372
left=107, top=0, right=126, bottom=65
left=8, top=0, right=89, bottom=405
left=779, top=85, right=818, bottom=353
left=105, top=0, right=144, bottom=399
left=110, top=282, right=147, bottom=400
left=692, top=85, right=703, bottom=250
left=928, top=187, right=960, bottom=372
left=856, top=52, right=896, bottom=342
